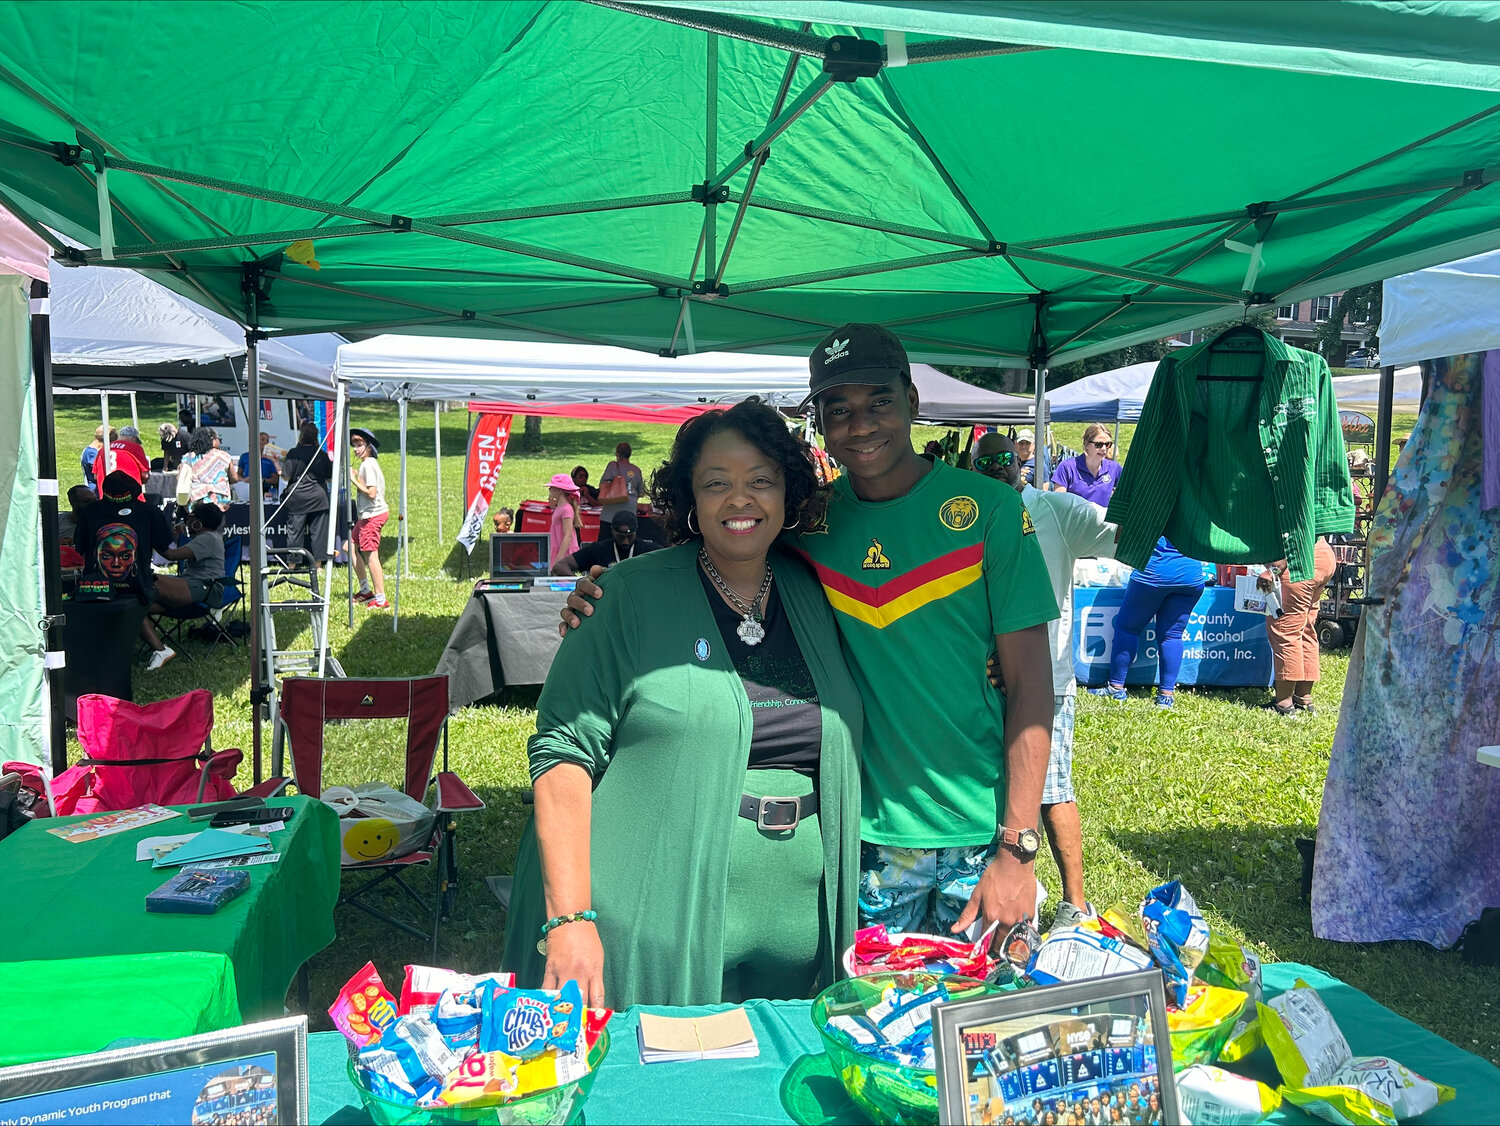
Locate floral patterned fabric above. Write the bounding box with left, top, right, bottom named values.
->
left=1312, top=351, right=1500, bottom=946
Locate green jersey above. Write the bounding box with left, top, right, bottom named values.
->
left=798, top=459, right=1058, bottom=847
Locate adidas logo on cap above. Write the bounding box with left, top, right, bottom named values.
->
left=824, top=337, right=849, bottom=364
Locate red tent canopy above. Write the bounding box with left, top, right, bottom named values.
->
left=466, top=400, right=722, bottom=425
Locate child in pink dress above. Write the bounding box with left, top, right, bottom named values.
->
left=547, top=472, right=581, bottom=563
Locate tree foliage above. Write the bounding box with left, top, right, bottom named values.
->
left=1314, top=281, right=1382, bottom=360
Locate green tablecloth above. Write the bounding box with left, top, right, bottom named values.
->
left=306, top=962, right=1500, bottom=1124
left=0, top=952, right=239, bottom=1066
left=0, top=796, right=340, bottom=1029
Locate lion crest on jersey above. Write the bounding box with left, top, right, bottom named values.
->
left=939, top=495, right=979, bottom=531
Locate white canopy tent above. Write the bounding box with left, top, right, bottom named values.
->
left=1380, top=248, right=1500, bottom=366
left=1042, top=359, right=1422, bottom=423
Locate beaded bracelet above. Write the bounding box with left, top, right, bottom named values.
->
left=536, top=909, right=598, bottom=954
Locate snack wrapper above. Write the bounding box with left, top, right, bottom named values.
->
left=437, top=1050, right=521, bottom=1108
left=477, top=981, right=583, bottom=1059
left=1197, top=934, right=1265, bottom=1062
left=380, top=1013, right=464, bottom=1089
left=1260, top=980, right=1353, bottom=1088
left=1176, top=1064, right=1281, bottom=1125
left=584, top=1007, right=614, bottom=1050
left=1167, top=984, right=1249, bottom=1069
left=1280, top=1056, right=1456, bottom=1126
left=1026, top=926, right=1154, bottom=986
left=399, top=964, right=489, bottom=1017
left=1139, top=880, right=1210, bottom=1008
left=330, top=961, right=400, bottom=1047
left=850, top=925, right=996, bottom=980
left=516, top=1039, right=594, bottom=1096
left=357, top=1045, right=440, bottom=1105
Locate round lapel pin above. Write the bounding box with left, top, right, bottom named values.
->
left=694, top=638, right=711, bottom=662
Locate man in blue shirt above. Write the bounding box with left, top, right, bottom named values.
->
left=237, top=433, right=281, bottom=499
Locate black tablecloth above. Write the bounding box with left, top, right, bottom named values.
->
left=434, top=588, right=572, bottom=707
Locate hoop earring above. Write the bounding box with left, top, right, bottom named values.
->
left=686, top=507, right=699, bottom=536
left=783, top=516, right=800, bottom=531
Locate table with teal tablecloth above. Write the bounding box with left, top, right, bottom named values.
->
left=0, top=796, right=340, bottom=1042
left=307, top=963, right=1500, bottom=1124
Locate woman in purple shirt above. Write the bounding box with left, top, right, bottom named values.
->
left=1051, top=423, right=1124, bottom=506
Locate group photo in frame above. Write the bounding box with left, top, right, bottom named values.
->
left=932, top=970, right=1181, bottom=1126
left=0, top=1017, right=307, bottom=1125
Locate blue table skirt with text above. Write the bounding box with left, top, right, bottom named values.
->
left=1071, top=586, right=1274, bottom=688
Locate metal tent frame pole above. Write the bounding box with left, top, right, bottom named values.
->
left=1031, top=366, right=1050, bottom=485
left=394, top=394, right=408, bottom=632
left=129, top=391, right=138, bottom=434
left=99, top=391, right=112, bottom=477
left=317, top=380, right=347, bottom=676
left=245, top=325, right=269, bottom=784
left=29, top=278, right=66, bottom=777
left=399, top=395, right=410, bottom=579
left=434, top=400, right=443, bottom=546
left=1373, top=363, right=1396, bottom=502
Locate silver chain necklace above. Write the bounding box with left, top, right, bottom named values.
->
left=699, top=547, right=772, bottom=646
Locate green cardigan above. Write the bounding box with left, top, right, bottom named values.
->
left=500, top=544, right=863, bottom=1007
left=1106, top=330, right=1353, bottom=582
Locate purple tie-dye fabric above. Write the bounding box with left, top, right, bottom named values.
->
left=1312, top=350, right=1500, bottom=947
left=1483, top=349, right=1500, bottom=512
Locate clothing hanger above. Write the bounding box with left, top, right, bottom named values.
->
left=1200, top=313, right=1265, bottom=382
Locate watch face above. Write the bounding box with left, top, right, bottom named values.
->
left=1018, top=829, right=1042, bottom=854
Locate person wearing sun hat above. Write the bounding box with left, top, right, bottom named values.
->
left=349, top=427, right=389, bottom=609
left=547, top=471, right=582, bottom=564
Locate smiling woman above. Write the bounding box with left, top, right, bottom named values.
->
left=500, top=398, right=864, bottom=1009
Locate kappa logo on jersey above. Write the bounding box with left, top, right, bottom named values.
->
left=862, top=538, right=891, bottom=570
left=939, top=495, right=979, bottom=531
left=1021, top=506, right=1036, bottom=536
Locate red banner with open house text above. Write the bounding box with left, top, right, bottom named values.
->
left=457, top=412, right=512, bottom=552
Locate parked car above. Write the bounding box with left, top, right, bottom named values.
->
left=1345, top=348, right=1380, bottom=368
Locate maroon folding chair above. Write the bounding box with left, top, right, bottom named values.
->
left=268, top=675, right=484, bottom=958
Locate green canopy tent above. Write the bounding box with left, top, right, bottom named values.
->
left=3, top=0, right=1500, bottom=771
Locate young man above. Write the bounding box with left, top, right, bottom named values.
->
left=798, top=324, right=1058, bottom=940
left=76, top=471, right=178, bottom=668
left=972, top=431, right=1117, bottom=927
left=561, top=325, right=1058, bottom=940
left=349, top=427, right=389, bottom=609
left=142, top=501, right=229, bottom=669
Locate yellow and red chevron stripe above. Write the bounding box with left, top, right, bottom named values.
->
left=800, top=543, right=983, bottom=629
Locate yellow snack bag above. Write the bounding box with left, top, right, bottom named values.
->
left=1260, top=980, right=1350, bottom=1087
left=1196, top=934, right=1264, bottom=1062
left=438, top=1050, right=520, bottom=1108
left=515, top=1039, right=593, bottom=1097
left=1168, top=983, right=1248, bottom=1068
left=1280, top=1057, right=1456, bottom=1126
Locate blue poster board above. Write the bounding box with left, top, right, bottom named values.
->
left=1071, top=586, right=1274, bottom=688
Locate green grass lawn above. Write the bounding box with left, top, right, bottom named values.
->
left=52, top=394, right=1496, bottom=1067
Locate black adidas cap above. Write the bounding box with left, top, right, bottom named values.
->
left=800, top=322, right=911, bottom=411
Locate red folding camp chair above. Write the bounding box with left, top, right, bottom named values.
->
left=267, top=675, right=483, bottom=958
left=51, top=690, right=243, bottom=815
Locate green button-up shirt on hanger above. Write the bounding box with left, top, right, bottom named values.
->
left=1107, top=329, right=1354, bottom=582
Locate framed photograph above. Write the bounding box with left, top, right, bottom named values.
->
left=933, top=969, right=1180, bottom=1126
left=0, top=1016, right=306, bottom=1125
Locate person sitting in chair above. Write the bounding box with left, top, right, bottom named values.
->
left=550, top=510, right=659, bottom=576
left=141, top=501, right=228, bottom=670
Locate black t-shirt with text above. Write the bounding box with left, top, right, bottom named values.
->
left=566, top=537, right=661, bottom=573
left=697, top=563, right=822, bottom=774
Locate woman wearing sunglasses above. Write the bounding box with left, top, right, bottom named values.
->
left=1050, top=423, right=1124, bottom=507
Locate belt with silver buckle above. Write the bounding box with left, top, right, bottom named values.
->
left=738, top=792, right=818, bottom=830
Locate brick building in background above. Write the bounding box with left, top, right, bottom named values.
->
left=1176, top=292, right=1373, bottom=364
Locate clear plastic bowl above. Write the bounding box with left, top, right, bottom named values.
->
left=812, top=972, right=1002, bottom=1126
left=347, top=1030, right=609, bottom=1126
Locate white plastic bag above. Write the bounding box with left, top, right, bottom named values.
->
left=322, top=783, right=435, bottom=866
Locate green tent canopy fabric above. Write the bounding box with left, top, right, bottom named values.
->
left=0, top=2, right=1498, bottom=369
left=0, top=273, right=42, bottom=768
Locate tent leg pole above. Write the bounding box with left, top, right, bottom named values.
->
left=1031, top=366, right=1049, bottom=486
left=400, top=397, right=410, bottom=579
left=100, top=392, right=112, bottom=478
left=343, top=396, right=354, bottom=631
left=1112, top=420, right=1119, bottom=448
left=434, top=401, right=443, bottom=546
left=1373, top=363, right=1395, bottom=502
left=130, top=391, right=138, bottom=435
left=30, top=279, right=66, bottom=777
left=318, top=382, right=347, bottom=677
left=245, top=329, right=267, bottom=786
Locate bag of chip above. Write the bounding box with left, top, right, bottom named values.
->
left=1167, top=983, right=1248, bottom=1068
left=1261, top=981, right=1456, bottom=1125
left=1196, top=933, right=1265, bottom=1062
left=1280, top=1057, right=1456, bottom=1126
left=330, top=961, right=399, bottom=1047
left=1139, top=880, right=1210, bottom=1008
left=1177, top=1064, right=1281, bottom=1125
